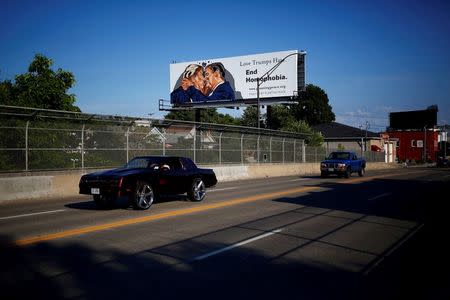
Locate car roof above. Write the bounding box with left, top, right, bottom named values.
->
left=330, top=151, right=356, bottom=154
left=131, top=156, right=187, bottom=160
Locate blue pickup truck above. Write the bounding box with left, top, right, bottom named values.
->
left=320, top=151, right=366, bottom=178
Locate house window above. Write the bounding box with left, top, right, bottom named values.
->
left=417, top=140, right=423, bottom=148
left=411, top=140, right=416, bottom=147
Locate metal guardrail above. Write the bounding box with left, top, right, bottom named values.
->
left=0, top=105, right=385, bottom=172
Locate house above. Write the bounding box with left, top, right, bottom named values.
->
left=312, top=122, right=397, bottom=162
left=163, top=125, right=216, bottom=149
left=312, top=122, right=382, bottom=151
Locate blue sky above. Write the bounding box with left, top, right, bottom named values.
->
left=1, top=0, right=449, bottom=131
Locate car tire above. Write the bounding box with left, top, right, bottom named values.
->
left=188, top=178, right=206, bottom=202
left=358, top=167, right=365, bottom=177
left=132, top=180, right=155, bottom=210
left=320, top=172, right=328, bottom=178
left=344, top=167, right=352, bottom=178
left=93, top=195, right=115, bottom=209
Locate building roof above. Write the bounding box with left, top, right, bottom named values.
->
left=311, top=122, right=379, bottom=139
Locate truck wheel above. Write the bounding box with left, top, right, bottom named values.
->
left=358, top=167, right=365, bottom=177
left=132, top=181, right=154, bottom=210
left=188, top=178, right=206, bottom=202
left=344, top=167, right=352, bottom=178
left=93, top=195, right=115, bottom=209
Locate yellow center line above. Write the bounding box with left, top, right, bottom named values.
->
left=9, top=169, right=423, bottom=247
left=11, top=186, right=319, bottom=247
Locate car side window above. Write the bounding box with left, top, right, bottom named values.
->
left=181, top=157, right=196, bottom=170
left=170, top=159, right=182, bottom=170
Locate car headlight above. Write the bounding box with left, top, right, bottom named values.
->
left=337, top=163, right=346, bottom=168
left=321, top=163, right=327, bottom=168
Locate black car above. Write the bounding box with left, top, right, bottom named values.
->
left=437, top=157, right=450, bottom=167
left=79, top=156, right=217, bottom=210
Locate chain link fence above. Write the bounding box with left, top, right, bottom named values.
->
left=0, top=105, right=385, bottom=172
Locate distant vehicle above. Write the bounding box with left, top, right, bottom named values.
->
left=79, top=156, right=217, bottom=210
left=320, top=151, right=366, bottom=178
left=436, top=157, right=450, bottom=168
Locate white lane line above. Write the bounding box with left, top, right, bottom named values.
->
left=287, top=178, right=311, bottom=182
left=364, top=223, right=424, bottom=276
left=0, top=209, right=66, bottom=221
left=209, top=187, right=238, bottom=193
left=368, top=193, right=392, bottom=201
left=194, top=229, right=283, bottom=261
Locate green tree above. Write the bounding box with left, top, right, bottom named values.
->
left=291, top=84, right=335, bottom=126
left=266, top=105, right=324, bottom=146
left=0, top=80, right=14, bottom=105
left=240, top=106, right=261, bottom=128
left=267, top=105, right=295, bottom=130
left=281, top=119, right=324, bottom=146
left=164, top=108, right=240, bottom=125
left=0, top=54, right=80, bottom=111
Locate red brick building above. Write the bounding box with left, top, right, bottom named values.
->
left=386, top=106, right=439, bottom=163
left=387, top=129, right=439, bottom=162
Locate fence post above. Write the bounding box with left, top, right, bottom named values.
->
left=294, top=139, right=296, bottom=163
left=219, top=132, right=223, bottom=165
left=282, top=138, right=285, bottom=163
left=241, top=133, right=244, bottom=165
left=302, top=140, right=306, bottom=163
left=126, top=127, right=130, bottom=162
left=269, top=137, right=272, bottom=163
left=162, top=135, right=166, bottom=156
left=25, top=120, right=29, bottom=171
left=81, top=124, right=85, bottom=169
left=193, top=125, right=196, bottom=164
left=257, top=135, right=260, bottom=163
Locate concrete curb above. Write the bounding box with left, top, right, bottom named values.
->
left=0, top=162, right=400, bottom=202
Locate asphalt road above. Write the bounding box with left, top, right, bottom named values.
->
left=1, top=167, right=449, bottom=299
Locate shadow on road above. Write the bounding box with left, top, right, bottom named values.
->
left=1, top=170, right=450, bottom=299
left=65, top=194, right=189, bottom=211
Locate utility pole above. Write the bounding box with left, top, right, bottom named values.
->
left=365, top=121, right=370, bottom=152
left=257, top=78, right=261, bottom=129
left=423, top=126, right=427, bottom=162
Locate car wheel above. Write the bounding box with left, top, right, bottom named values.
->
left=344, top=167, right=352, bottom=178
left=132, top=181, right=154, bottom=210
left=358, top=167, right=365, bottom=177
left=188, top=178, right=206, bottom=202
left=93, top=195, right=115, bottom=209
left=320, top=172, right=328, bottom=178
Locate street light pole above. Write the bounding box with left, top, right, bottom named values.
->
left=257, top=77, right=261, bottom=129
left=256, top=51, right=306, bottom=130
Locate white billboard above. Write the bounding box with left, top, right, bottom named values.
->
left=169, top=50, right=302, bottom=105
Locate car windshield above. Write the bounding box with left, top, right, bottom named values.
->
left=327, top=152, right=351, bottom=160
left=125, top=157, right=162, bottom=169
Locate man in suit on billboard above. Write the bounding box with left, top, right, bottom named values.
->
left=170, top=64, right=205, bottom=105
left=188, top=62, right=235, bottom=102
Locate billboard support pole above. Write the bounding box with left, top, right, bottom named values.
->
left=266, top=106, right=272, bottom=129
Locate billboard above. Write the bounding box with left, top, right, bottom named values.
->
left=170, top=50, right=304, bottom=106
